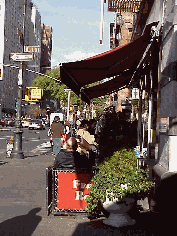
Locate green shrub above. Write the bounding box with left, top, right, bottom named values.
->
left=85, top=148, right=154, bottom=217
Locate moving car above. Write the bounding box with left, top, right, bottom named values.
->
left=1, top=118, right=15, bottom=127
left=21, top=118, right=31, bottom=128
left=28, top=119, right=45, bottom=130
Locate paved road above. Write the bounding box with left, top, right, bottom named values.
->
left=0, top=127, right=51, bottom=159
left=0, top=127, right=172, bottom=235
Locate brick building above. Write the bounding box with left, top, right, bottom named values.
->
left=40, top=24, right=52, bottom=74
left=109, top=10, right=136, bottom=113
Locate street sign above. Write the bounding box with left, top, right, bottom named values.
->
left=9, top=53, right=33, bottom=61
left=24, top=46, right=40, bottom=53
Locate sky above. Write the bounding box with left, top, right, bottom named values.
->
left=32, top=0, right=114, bottom=68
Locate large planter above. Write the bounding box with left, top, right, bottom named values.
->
left=85, top=149, right=154, bottom=220
left=102, top=193, right=136, bottom=228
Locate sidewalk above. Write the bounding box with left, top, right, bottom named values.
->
left=0, top=149, right=169, bottom=235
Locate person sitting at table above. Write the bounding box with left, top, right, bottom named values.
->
left=88, top=119, right=97, bottom=136
left=76, top=120, right=97, bottom=153
left=76, top=119, right=97, bottom=166
left=53, top=137, right=90, bottom=168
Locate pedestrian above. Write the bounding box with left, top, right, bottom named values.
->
left=50, top=116, right=64, bottom=159
left=47, top=127, right=53, bottom=148
left=64, top=119, right=70, bottom=137
left=76, top=118, right=81, bottom=130
left=61, top=119, right=70, bottom=148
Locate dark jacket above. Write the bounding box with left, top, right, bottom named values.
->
left=53, top=149, right=93, bottom=169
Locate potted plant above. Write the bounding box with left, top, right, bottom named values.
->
left=85, top=148, right=154, bottom=227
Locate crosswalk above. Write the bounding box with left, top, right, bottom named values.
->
left=30, top=141, right=52, bottom=154
left=0, top=136, right=52, bottom=156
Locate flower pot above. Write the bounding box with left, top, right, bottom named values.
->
left=102, top=196, right=136, bottom=228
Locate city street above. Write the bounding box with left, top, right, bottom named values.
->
left=0, top=126, right=51, bottom=159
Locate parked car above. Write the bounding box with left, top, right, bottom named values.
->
left=21, top=118, right=31, bottom=128
left=1, top=118, right=15, bottom=127
left=0, top=118, right=5, bottom=127
left=28, top=119, right=45, bottom=130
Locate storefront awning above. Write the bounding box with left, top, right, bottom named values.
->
left=81, top=73, right=132, bottom=104
left=60, top=30, right=151, bottom=96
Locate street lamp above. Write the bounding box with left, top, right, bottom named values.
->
left=64, top=88, right=71, bottom=121
left=10, top=0, right=27, bottom=159
left=10, top=70, right=24, bottom=159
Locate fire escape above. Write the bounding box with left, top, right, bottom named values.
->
left=108, top=0, right=142, bottom=13
left=104, top=1, right=143, bottom=113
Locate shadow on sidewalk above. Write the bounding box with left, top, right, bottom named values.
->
left=0, top=161, right=8, bottom=166
left=0, top=207, right=42, bottom=236
left=24, top=154, right=39, bottom=158
left=71, top=211, right=171, bottom=236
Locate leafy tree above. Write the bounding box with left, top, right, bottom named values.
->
left=25, top=105, right=46, bottom=118
left=32, top=68, right=82, bottom=107
left=92, top=96, right=108, bottom=113
left=32, top=67, right=108, bottom=113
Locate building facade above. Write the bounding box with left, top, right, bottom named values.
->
left=40, top=24, right=52, bottom=74
left=108, top=5, right=139, bottom=114
left=0, top=0, right=42, bottom=118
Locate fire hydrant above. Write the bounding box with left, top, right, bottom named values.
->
left=6, top=136, right=14, bottom=157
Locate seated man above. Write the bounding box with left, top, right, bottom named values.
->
left=53, top=137, right=91, bottom=169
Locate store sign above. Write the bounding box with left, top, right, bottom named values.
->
left=132, top=88, right=145, bottom=99
left=132, top=88, right=139, bottom=99
left=31, top=89, right=42, bottom=100
left=24, top=46, right=40, bottom=53
left=160, top=118, right=169, bottom=133
left=57, top=172, right=94, bottom=210
left=110, top=23, right=114, bottom=49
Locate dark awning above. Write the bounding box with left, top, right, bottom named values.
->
left=81, top=73, right=133, bottom=104
left=81, top=74, right=132, bottom=104
left=60, top=30, right=151, bottom=96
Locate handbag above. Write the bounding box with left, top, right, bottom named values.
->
left=61, top=134, right=67, bottom=144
